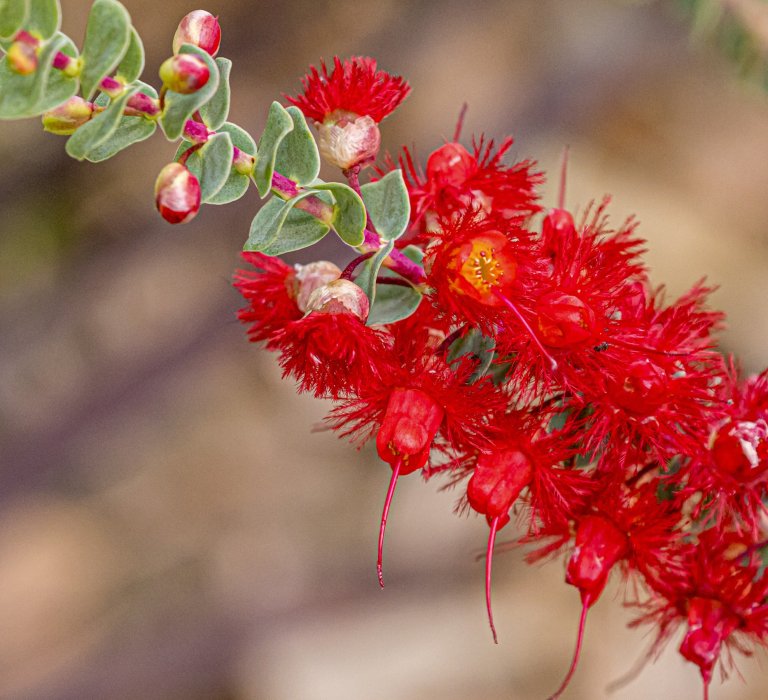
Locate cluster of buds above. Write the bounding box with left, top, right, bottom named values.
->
left=235, top=53, right=768, bottom=700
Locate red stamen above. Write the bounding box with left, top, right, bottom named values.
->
left=547, top=595, right=591, bottom=700
left=703, top=681, right=710, bottom=700
left=558, top=145, right=569, bottom=211
left=493, top=289, right=558, bottom=371
left=485, top=515, right=501, bottom=644
left=454, top=102, right=468, bottom=143
left=377, top=457, right=403, bottom=588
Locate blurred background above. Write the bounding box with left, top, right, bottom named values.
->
left=2, top=0, right=768, bottom=698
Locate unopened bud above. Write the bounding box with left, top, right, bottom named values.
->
left=305, top=279, right=369, bottom=320
left=173, top=10, right=222, bottom=57
left=317, top=112, right=381, bottom=170
left=7, top=31, right=40, bottom=75
left=159, top=54, right=210, bottom=95
left=232, top=147, right=256, bottom=176
left=426, top=142, right=477, bottom=189
left=294, top=261, right=342, bottom=312
left=42, top=97, right=95, bottom=135
left=154, top=163, right=201, bottom=224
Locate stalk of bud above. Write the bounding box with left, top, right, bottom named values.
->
left=42, top=97, right=94, bottom=135
left=173, top=10, right=222, bottom=57
left=317, top=111, right=381, bottom=170
left=154, top=163, right=201, bottom=224
left=159, top=54, right=210, bottom=95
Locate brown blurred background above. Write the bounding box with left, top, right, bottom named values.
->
left=2, top=1, right=768, bottom=698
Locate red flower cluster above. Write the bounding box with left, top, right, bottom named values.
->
left=237, top=57, right=768, bottom=699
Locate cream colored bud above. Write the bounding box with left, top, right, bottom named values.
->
left=305, top=279, right=370, bottom=321
left=317, top=113, right=381, bottom=170
left=294, top=261, right=342, bottom=313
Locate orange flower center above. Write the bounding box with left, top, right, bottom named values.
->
left=448, top=232, right=517, bottom=304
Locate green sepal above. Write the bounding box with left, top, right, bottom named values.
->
left=206, top=122, right=256, bottom=204
left=0, top=31, right=74, bottom=118
left=0, top=0, right=28, bottom=41
left=274, top=105, right=320, bottom=186
left=446, top=328, right=496, bottom=383
left=82, top=81, right=157, bottom=162
left=367, top=282, right=422, bottom=325
left=360, top=169, right=411, bottom=240
left=198, top=56, right=230, bottom=130
left=159, top=43, right=219, bottom=140
left=253, top=100, right=293, bottom=197
left=355, top=239, right=395, bottom=308
left=198, top=131, right=233, bottom=201
left=65, top=82, right=139, bottom=160
left=245, top=190, right=330, bottom=252
left=114, top=25, right=144, bottom=84
left=79, top=0, right=131, bottom=100
left=312, top=182, right=366, bottom=247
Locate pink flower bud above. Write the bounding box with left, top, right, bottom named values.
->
left=154, top=163, right=201, bottom=224
left=294, top=261, right=342, bottom=313
left=159, top=54, right=210, bottom=95
left=7, top=31, right=39, bottom=75
left=316, top=112, right=381, bottom=170
left=304, top=279, right=369, bottom=320
left=42, top=97, right=95, bottom=135
left=173, top=10, right=222, bottom=57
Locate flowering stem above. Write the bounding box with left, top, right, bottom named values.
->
left=340, top=252, right=376, bottom=280
left=546, top=596, right=590, bottom=700
left=377, top=457, right=403, bottom=588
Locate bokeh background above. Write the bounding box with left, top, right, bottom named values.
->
left=2, top=1, right=768, bottom=698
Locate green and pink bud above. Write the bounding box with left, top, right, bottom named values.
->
left=172, top=10, right=221, bottom=57
left=159, top=54, right=210, bottom=95
left=42, top=97, right=95, bottom=135
left=316, top=110, right=381, bottom=170
left=6, top=31, right=39, bottom=75
left=154, top=163, right=201, bottom=224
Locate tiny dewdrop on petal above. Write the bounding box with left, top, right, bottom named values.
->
left=154, top=163, right=201, bottom=224
left=159, top=54, right=211, bottom=94
left=42, top=96, right=94, bottom=135
left=172, top=10, right=222, bottom=57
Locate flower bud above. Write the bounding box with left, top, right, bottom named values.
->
left=426, top=142, right=477, bottom=190
left=535, top=291, right=597, bottom=347
left=7, top=31, right=39, bottom=75
left=173, top=10, right=222, bottom=57
left=304, top=279, right=369, bottom=320
left=154, top=163, right=201, bottom=224
left=42, top=96, right=95, bottom=135
left=679, top=597, right=738, bottom=684
left=159, top=54, right=210, bottom=95
left=317, top=112, right=381, bottom=170
left=294, top=261, right=342, bottom=313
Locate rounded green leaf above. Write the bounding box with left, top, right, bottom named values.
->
left=83, top=82, right=157, bottom=162
left=360, top=169, right=411, bottom=240
left=20, top=0, right=59, bottom=40
left=159, top=43, right=219, bottom=140
left=198, top=56, right=230, bottom=130
left=312, top=182, right=366, bottom=247
left=199, top=131, right=233, bottom=202
left=260, top=208, right=331, bottom=256
left=254, top=100, right=293, bottom=197
left=65, top=83, right=140, bottom=160
left=245, top=190, right=329, bottom=252
left=79, top=0, right=131, bottom=100
left=274, top=105, right=320, bottom=186
left=354, top=239, right=395, bottom=307
left=114, top=25, right=144, bottom=84
left=206, top=122, right=256, bottom=205
left=367, top=282, right=422, bottom=326
left=0, top=31, right=72, bottom=118
left=0, top=0, right=28, bottom=41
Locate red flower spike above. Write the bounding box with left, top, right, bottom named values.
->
left=375, top=389, right=444, bottom=586
left=286, top=56, right=411, bottom=125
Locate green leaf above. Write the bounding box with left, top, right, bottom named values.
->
left=244, top=190, right=328, bottom=252
left=82, top=82, right=156, bottom=162
left=0, top=31, right=72, bottom=118
left=260, top=208, right=331, bottom=255
left=360, top=169, right=411, bottom=240
left=79, top=0, right=131, bottom=100
left=355, top=239, right=395, bottom=307
left=65, top=83, right=140, bottom=160
left=114, top=25, right=144, bottom=84
left=159, top=43, right=219, bottom=140
left=0, top=0, right=28, bottom=40
left=206, top=122, right=256, bottom=205
left=199, top=131, right=233, bottom=202
left=274, top=105, right=320, bottom=186
left=23, top=0, right=59, bottom=39
left=198, top=56, right=230, bottom=130
left=253, top=100, right=293, bottom=197
left=368, top=282, right=422, bottom=325
left=312, top=182, right=365, bottom=247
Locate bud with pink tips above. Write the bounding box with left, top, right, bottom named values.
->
left=173, top=10, right=222, bottom=57
left=159, top=54, right=211, bottom=95
left=154, top=162, right=201, bottom=224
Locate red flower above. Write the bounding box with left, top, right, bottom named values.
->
left=286, top=56, right=410, bottom=124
